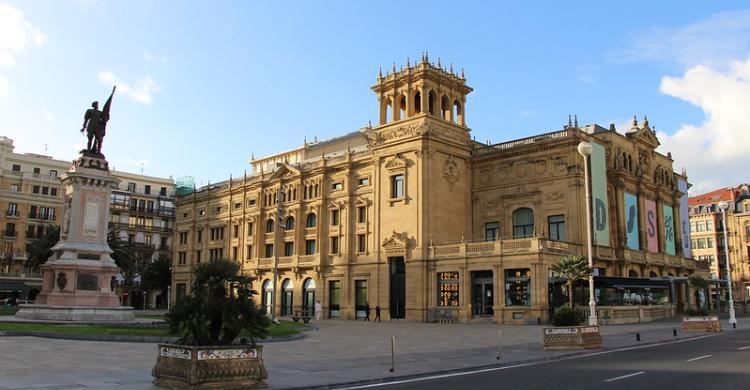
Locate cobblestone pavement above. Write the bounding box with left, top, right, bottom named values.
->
left=0, top=318, right=739, bottom=390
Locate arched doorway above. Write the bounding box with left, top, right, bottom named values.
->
left=303, top=278, right=316, bottom=317
left=262, top=279, right=273, bottom=316
left=281, top=279, right=293, bottom=316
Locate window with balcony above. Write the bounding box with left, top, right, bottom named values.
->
left=512, top=208, right=534, bottom=238
left=284, top=242, right=294, bottom=256
left=9, top=184, right=19, bottom=192
left=5, top=222, right=16, bottom=237
left=127, top=182, right=136, bottom=192
left=160, top=187, right=167, bottom=196
left=484, top=222, right=499, bottom=241
left=210, top=227, right=224, bottom=241
left=50, top=188, right=57, bottom=196
left=7, top=203, right=18, bottom=217
left=33, top=167, right=40, bottom=177
left=548, top=215, right=565, bottom=241
left=305, top=239, right=316, bottom=255
left=144, top=185, right=151, bottom=195
left=49, top=170, right=57, bottom=178
left=32, top=185, right=40, bottom=194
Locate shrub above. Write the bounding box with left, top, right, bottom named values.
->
left=166, top=259, right=270, bottom=346
left=552, top=305, right=582, bottom=326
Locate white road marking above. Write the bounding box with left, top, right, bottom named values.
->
left=604, top=371, right=645, bottom=382
left=738, top=345, right=750, bottom=351
left=338, top=334, right=720, bottom=389
left=686, top=354, right=712, bottom=362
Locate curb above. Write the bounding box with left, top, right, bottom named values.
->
left=0, top=330, right=305, bottom=343
left=286, top=333, right=717, bottom=390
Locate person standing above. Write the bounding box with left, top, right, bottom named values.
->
left=364, top=301, right=371, bottom=322
left=314, top=300, right=322, bottom=321
left=375, top=304, right=382, bottom=322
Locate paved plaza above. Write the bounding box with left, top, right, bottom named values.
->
left=0, top=317, right=735, bottom=390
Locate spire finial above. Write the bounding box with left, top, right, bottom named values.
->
left=392, top=62, right=396, bottom=73
left=425, top=51, right=429, bottom=63
left=632, top=115, right=638, bottom=127
left=568, top=114, right=572, bottom=128
left=449, top=63, right=453, bottom=74
left=437, top=57, right=441, bottom=68
left=461, top=68, right=465, bottom=79
left=251, top=152, right=255, bottom=161
left=378, top=66, right=382, bottom=78
left=574, top=114, right=578, bottom=127
left=368, top=119, right=372, bottom=128
left=407, top=57, right=410, bottom=67
left=643, top=115, right=649, bottom=128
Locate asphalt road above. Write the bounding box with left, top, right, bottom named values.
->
left=346, top=328, right=750, bottom=390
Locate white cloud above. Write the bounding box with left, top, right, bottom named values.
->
left=97, top=70, right=161, bottom=104
left=615, top=10, right=750, bottom=68
left=657, top=57, right=750, bottom=194
left=0, top=4, right=47, bottom=96
left=143, top=52, right=167, bottom=64
left=42, top=109, right=55, bottom=123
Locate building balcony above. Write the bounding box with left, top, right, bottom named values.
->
left=108, top=222, right=173, bottom=234
left=5, top=210, right=19, bottom=217
left=2, top=230, right=17, bottom=239
left=430, top=237, right=554, bottom=259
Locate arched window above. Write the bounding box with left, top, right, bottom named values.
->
left=453, top=100, right=462, bottom=124
left=303, top=278, right=316, bottom=316
left=629, top=269, right=639, bottom=277
left=413, top=91, right=421, bottom=113
left=512, top=208, right=534, bottom=238
left=399, top=95, right=407, bottom=120
left=266, top=219, right=274, bottom=233
left=284, top=216, right=295, bottom=230
left=306, top=213, right=317, bottom=228
left=262, top=280, right=273, bottom=316
left=441, top=95, right=450, bottom=120
left=384, top=98, right=392, bottom=124
left=649, top=271, right=658, bottom=277
left=428, top=91, right=437, bottom=115
left=281, top=279, right=293, bottom=316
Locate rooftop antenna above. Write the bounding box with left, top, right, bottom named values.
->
left=140, top=162, right=144, bottom=175
left=44, top=144, right=48, bottom=156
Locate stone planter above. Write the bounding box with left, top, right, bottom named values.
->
left=543, top=326, right=602, bottom=350
left=681, top=316, right=721, bottom=332
left=152, top=344, right=267, bottom=389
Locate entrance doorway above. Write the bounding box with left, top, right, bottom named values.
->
left=389, top=257, right=406, bottom=318
left=471, top=271, right=494, bottom=316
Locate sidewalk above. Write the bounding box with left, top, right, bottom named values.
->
left=0, top=317, right=743, bottom=390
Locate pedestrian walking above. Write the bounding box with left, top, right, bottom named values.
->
left=364, top=301, right=371, bottom=322
left=314, top=300, right=322, bottom=321
left=375, top=304, right=381, bottom=322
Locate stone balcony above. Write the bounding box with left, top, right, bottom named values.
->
left=254, top=254, right=321, bottom=270
left=429, top=237, right=577, bottom=259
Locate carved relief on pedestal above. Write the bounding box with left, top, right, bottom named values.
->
left=443, top=156, right=460, bottom=187
left=83, top=195, right=101, bottom=237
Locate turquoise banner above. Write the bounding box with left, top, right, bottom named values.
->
left=624, top=192, right=639, bottom=250
left=663, top=204, right=676, bottom=256
left=590, top=142, right=610, bottom=246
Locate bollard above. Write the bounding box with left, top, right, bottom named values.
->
left=673, top=329, right=677, bottom=337
left=390, top=336, right=396, bottom=372
left=636, top=333, right=641, bottom=341
left=496, top=329, right=502, bottom=360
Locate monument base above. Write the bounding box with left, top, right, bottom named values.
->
left=15, top=304, right=134, bottom=322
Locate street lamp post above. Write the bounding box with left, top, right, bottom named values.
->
left=717, top=201, right=737, bottom=327
left=166, top=284, right=171, bottom=311
left=577, top=141, right=597, bottom=326
left=270, top=185, right=284, bottom=323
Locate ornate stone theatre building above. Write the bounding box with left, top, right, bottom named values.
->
left=173, top=56, right=707, bottom=324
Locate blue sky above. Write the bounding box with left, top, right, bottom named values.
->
left=2, top=1, right=750, bottom=193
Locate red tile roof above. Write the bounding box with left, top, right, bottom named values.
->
left=688, top=187, right=736, bottom=206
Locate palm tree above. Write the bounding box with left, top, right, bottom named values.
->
left=25, top=225, right=60, bottom=270
left=550, top=255, right=592, bottom=309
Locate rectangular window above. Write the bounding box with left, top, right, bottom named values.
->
left=232, top=246, right=238, bottom=261
left=32, top=185, right=40, bottom=194
left=127, top=182, right=136, bottom=192
left=160, top=187, right=167, bottom=196
left=438, top=271, right=459, bottom=306
left=144, top=185, right=151, bottom=195
left=706, top=220, right=714, bottom=231
left=265, top=244, right=274, bottom=258
left=196, top=250, right=201, bottom=263
left=697, top=222, right=706, bottom=232
left=548, top=215, right=566, bottom=241
left=505, top=268, right=531, bottom=306
left=49, top=170, right=57, bottom=178
left=331, top=209, right=339, bottom=226
left=391, top=174, right=404, bottom=198
left=305, top=239, right=316, bottom=255
left=284, top=241, right=294, bottom=256
left=697, top=238, right=706, bottom=249
left=332, top=182, right=343, bottom=190
left=247, top=222, right=253, bottom=236
left=248, top=199, right=256, bottom=206
left=178, top=251, right=187, bottom=265
left=41, top=186, right=49, bottom=195
left=357, top=206, right=366, bottom=223
left=11, top=164, right=20, bottom=172
left=358, top=177, right=370, bottom=186
left=7, top=203, right=17, bottom=217
left=9, top=184, right=19, bottom=192
left=246, top=245, right=253, bottom=260
left=47, top=208, right=55, bottom=221
left=33, top=167, right=40, bottom=176
left=176, top=283, right=187, bottom=301
left=330, top=236, right=339, bottom=254
left=690, top=222, right=696, bottom=232
left=233, top=225, right=239, bottom=238
left=146, top=200, right=154, bottom=213
left=484, top=222, right=499, bottom=241
left=234, top=202, right=242, bottom=210
left=355, top=280, right=368, bottom=319
left=357, top=234, right=367, bottom=253
left=707, top=237, right=714, bottom=248
left=197, top=230, right=202, bottom=243
left=138, top=199, right=146, bottom=211
left=50, top=188, right=57, bottom=196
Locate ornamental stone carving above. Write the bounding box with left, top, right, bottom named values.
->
left=443, top=156, right=460, bottom=186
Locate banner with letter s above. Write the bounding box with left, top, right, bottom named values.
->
left=644, top=199, right=658, bottom=252
left=590, top=142, right=610, bottom=246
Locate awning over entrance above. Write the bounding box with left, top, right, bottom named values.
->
left=594, top=276, right=671, bottom=289
left=0, top=281, right=25, bottom=292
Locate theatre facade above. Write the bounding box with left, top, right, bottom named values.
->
left=172, top=56, right=708, bottom=324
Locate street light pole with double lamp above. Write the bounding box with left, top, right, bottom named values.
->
left=577, top=141, right=598, bottom=326
left=717, top=201, right=737, bottom=327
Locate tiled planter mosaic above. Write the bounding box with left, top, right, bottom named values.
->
left=542, top=326, right=602, bottom=350
left=681, top=316, right=721, bottom=332
left=152, top=344, right=267, bottom=389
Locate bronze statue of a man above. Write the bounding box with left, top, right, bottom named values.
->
left=81, top=86, right=116, bottom=155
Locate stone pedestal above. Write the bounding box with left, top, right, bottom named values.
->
left=16, top=152, right=133, bottom=322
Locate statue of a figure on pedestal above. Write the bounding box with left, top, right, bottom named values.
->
left=81, top=86, right=116, bottom=155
